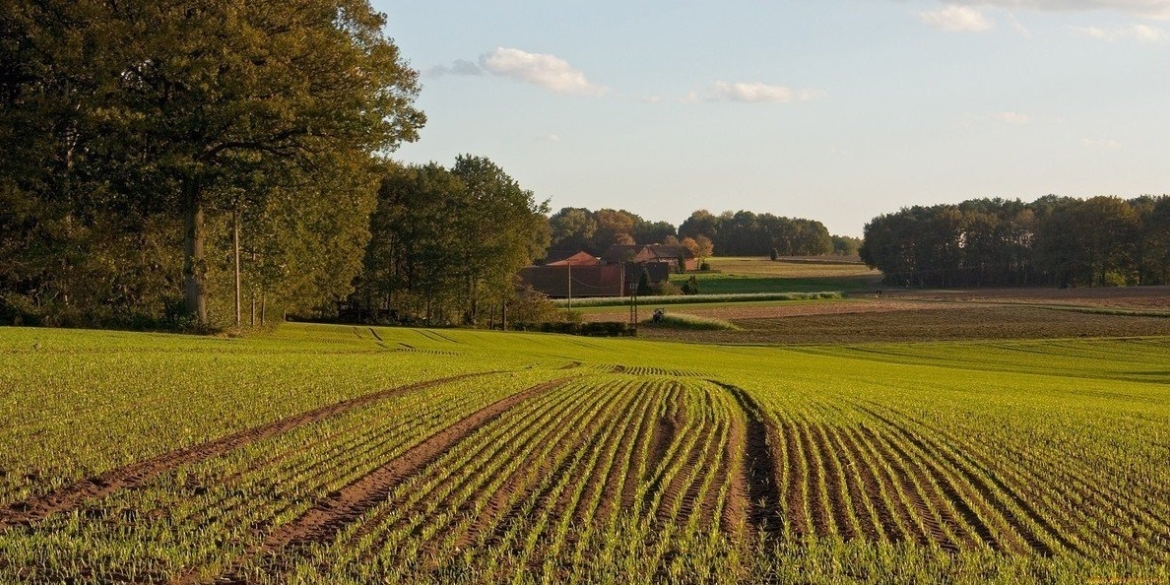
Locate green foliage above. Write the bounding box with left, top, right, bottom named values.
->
left=0, top=0, right=424, bottom=326
left=355, top=157, right=549, bottom=325
left=861, top=195, right=1170, bottom=288
left=642, top=312, right=740, bottom=330
left=680, top=209, right=832, bottom=256
left=636, top=268, right=653, bottom=296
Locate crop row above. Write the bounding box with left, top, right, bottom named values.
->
left=210, top=376, right=744, bottom=584
left=0, top=371, right=559, bottom=584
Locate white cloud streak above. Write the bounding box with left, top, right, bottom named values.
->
left=1082, top=137, right=1123, bottom=149
left=707, top=82, right=824, bottom=104
left=995, top=111, right=1031, bottom=124
left=479, top=48, right=606, bottom=96
left=919, top=6, right=996, bottom=31
left=928, top=1, right=1170, bottom=20
left=1070, top=23, right=1169, bottom=40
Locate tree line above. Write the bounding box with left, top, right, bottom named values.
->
left=548, top=208, right=857, bottom=258
left=860, top=196, right=1170, bottom=288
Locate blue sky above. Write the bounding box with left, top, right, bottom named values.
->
left=373, top=1, right=1170, bottom=237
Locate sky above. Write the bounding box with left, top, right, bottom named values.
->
left=372, top=0, right=1170, bottom=237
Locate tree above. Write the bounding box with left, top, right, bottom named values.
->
left=357, top=157, right=548, bottom=325
left=547, top=207, right=597, bottom=254
left=695, top=235, right=714, bottom=266
left=1, top=0, right=425, bottom=325
left=636, top=268, right=652, bottom=296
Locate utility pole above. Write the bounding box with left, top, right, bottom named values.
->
left=567, top=263, right=572, bottom=310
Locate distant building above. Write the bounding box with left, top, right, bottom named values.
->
left=518, top=250, right=672, bottom=298
left=600, top=244, right=697, bottom=271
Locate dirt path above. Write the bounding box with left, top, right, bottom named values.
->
left=0, top=372, right=496, bottom=531
left=710, top=381, right=783, bottom=538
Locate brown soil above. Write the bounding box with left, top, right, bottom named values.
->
left=640, top=305, right=1170, bottom=345
left=779, top=421, right=809, bottom=537
left=258, top=379, right=568, bottom=552
left=0, top=372, right=495, bottom=531
left=834, top=425, right=911, bottom=543
left=714, top=382, right=783, bottom=538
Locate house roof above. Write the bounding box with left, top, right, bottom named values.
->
left=546, top=251, right=599, bottom=266
left=601, top=244, right=695, bottom=264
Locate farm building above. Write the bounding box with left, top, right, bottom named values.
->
left=518, top=252, right=672, bottom=298
left=600, top=244, right=697, bottom=271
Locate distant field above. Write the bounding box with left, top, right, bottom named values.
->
left=2, top=324, right=1169, bottom=583
left=670, top=256, right=882, bottom=294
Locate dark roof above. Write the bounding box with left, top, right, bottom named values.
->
left=601, top=244, right=694, bottom=264
left=546, top=251, right=599, bottom=266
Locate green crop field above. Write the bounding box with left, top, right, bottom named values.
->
left=671, top=257, right=882, bottom=295
left=2, top=324, right=1169, bottom=584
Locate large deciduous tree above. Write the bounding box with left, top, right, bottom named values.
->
left=1, top=0, right=424, bottom=325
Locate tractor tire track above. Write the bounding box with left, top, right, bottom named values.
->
left=711, top=381, right=784, bottom=539
left=195, top=378, right=570, bottom=585
left=0, top=372, right=497, bottom=531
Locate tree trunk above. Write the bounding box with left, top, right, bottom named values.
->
left=233, top=207, right=241, bottom=326
left=182, top=178, right=208, bottom=323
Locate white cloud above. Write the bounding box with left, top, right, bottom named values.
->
left=995, top=111, right=1031, bottom=124
left=535, top=134, right=562, bottom=142
left=918, top=6, right=996, bottom=31
left=1082, top=137, right=1123, bottom=149
left=929, top=1, right=1170, bottom=20
left=714, top=81, right=794, bottom=103
left=1070, top=23, right=1169, bottom=40
left=711, top=81, right=827, bottom=103
left=479, top=48, right=606, bottom=96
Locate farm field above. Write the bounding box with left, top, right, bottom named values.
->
left=2, top=324, right=1169, bottom=583
left=670, top=257, right=882, bottom=294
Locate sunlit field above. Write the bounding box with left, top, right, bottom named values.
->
left=2, top=324, right=1168, bottom=583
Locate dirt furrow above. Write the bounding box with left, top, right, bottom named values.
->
left=380, top=381, right=601, bottom=561
left=593, top=385, right=657, bottom=527
left=854, top=403, right=1058, bottom=555
left=710, top=382, right=783, bottom=538
left=458, top=382, right=628, bottom=556
left=621, top=386, right=673, bottom=511
left=835, top=424, right=913, bottom=544
left=860, top=426, right=957, bottom=551
left=821, top=423, right=883, bottom=541
left=804, top=417, right=860, bottom=541
left=198, top=378, right=569, bottom=584
left=0, top=372, right=496, bottom=531
left=780, top=420, right=810, bottom=537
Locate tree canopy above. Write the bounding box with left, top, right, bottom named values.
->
left=354, top=157, right=550, bottom=326
left=1, top=0, right=424, bottom=327
left=860, top=196, right=1170, bottom=288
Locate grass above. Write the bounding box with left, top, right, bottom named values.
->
left=3, top=323, right=1170, bottom=583
left=642, top=313, right=740, bottom=331
left=675, top=256, right=882, bottom=294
